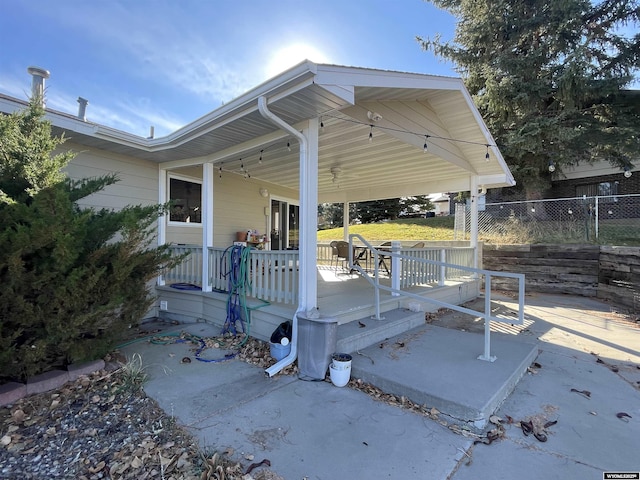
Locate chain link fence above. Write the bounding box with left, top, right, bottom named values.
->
left=456, top=194, right=640, bottom=245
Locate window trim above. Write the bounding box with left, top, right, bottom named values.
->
left=167, top=173, right=203, bottom=227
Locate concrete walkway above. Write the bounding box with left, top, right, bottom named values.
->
left=120, top=293, right=640, bottom=479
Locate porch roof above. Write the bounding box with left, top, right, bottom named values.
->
left=0, top=62, right=515, bottom=202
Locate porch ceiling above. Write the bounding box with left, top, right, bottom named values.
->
left=0, top=62, right=515, bottom=201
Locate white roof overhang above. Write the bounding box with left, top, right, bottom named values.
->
left=0, top=61, right=515, bottom=202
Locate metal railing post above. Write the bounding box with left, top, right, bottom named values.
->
left=439, top=249, right=446, bottom=286
left=478, top=273, right=496, bottom=362
left=391, top=241, right=401, bottom=296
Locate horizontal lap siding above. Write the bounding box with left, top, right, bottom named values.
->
left=62, top=144, right=158, bottom=210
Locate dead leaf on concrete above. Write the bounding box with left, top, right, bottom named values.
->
left=489, top=415, right=503, bottom=425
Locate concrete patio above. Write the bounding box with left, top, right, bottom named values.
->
left=120, top=292, right=640, bottom=479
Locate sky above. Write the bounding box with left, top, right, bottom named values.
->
left=0, top=0, right=458, bottom=138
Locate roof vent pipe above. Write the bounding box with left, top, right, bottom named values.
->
left=77, top=97, right=88, bottom=121
left=27, top=66, right=50, bottom=107
left=148, top=126, right=155, bottom=139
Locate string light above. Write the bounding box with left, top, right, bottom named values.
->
left=368, top=125, right=373, bottom=142
left=218, top=165, right=223, bottom=178
left=287, top=142, right=291, bottom=152
left=259, top=150, right=263, bottom=165
left=548, top=160, right=556, bottom=173
left=485, top=145, right=490, bottom=161
left=624, top=167, right=632, bottom=178
left=321, top=113, right=497, bottom=152
left=423, top=135, right=429, bottom=153
left=320, top=118, right=324, bottom=133
left=240, top=160, right=244, bottom=171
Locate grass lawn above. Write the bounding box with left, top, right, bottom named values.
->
left=317, top=217, right=456, bottom=242
left=316, top=216, right=640, bottom=246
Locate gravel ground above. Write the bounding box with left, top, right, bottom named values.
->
left=0, top=338, right=287, bottom=480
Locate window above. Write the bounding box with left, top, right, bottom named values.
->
left=169, top=177, right=201, bottom=223
left=575, top=181, right=618, bottom=202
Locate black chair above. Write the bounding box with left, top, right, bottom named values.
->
left=377, top=241, right=392, bottom=275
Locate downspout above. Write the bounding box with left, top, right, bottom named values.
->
left=258, top=96, right=309, bottom=377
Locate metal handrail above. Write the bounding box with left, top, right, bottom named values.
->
left=348, top=234, right=525, bottom=362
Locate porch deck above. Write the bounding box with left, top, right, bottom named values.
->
left=156, top=264, right=480, bottom=352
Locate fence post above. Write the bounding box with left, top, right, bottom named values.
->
left=595, top=195, right=599, bottom=239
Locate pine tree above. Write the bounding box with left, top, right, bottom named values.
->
left=0, top=99, right=178, bottom=381
left=418, top=0, right=640, bottom=198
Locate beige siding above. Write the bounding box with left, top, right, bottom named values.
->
left=165, top=168, right=298, bottom=248
left=214, top=175, right=297, bottom=248
left=61, top=142, right=158, bottom=210
left=166, top=225, right=203, bottom=245
left=560, top=159, right=621, bottom=180
left=61, top=148, right=300, bottom=249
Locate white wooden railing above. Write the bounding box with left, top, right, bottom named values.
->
left=163, top=245, right=300, bottom=304
left=165, top=243, right=476, bottom=305
left=399, top=246, right=474, bottom=288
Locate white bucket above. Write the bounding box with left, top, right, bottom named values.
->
left=329, top=363, right=350, bottom=387
left=329, top=353, right=352, bottom=387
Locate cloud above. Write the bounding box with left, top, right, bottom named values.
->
left=30, top=1, right=263, bottom=104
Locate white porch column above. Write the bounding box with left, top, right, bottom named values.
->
left=342, top=201, right=349, bottom=242
left=157, top=167, right=167, bottom=286
left=201, top=162, right=214, bottom=292
left=300, top=118, right=319, bottom=311
left=470, top=175, right=479, bottom=270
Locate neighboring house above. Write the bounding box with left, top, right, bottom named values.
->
left=430, top=194, right=451, bottom=216
left=549, top=160, right=639, bottom=199
left=0, top=62, right=518, bottom=372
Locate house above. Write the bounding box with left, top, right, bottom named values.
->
left=0, top=62, right=520, bottom=373
left=549, top=160, right=639, bottom=199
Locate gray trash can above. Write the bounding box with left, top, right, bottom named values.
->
left=297, top=313, right=338, bottom=381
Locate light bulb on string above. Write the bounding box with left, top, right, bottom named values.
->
left=287, top=142, right=291, bottom=152
left=218, top=165, right=223, bottom=178
left=321, top=113, right=509, bottom=153
left=240, top=160, right=244, bottom=171
left=548, top=160, right=556, bottom=173
left=320, top=118, right=324, bottom=133
left=259, top=150, right=263, bottom=165
left=423, top=135, right=429, bottom=153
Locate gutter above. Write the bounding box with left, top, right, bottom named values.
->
left=257, top=95, right=309, bottom=377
